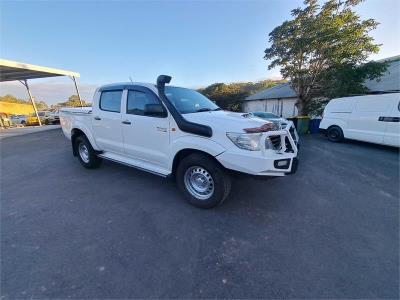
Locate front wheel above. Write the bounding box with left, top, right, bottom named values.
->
left=75, top=135, right=102, bottom=169
left=176, top=153, right=231, bottom=208
left=327, top=126, right=344, bottom=142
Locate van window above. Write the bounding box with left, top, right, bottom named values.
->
left=100, top=90, right=122, bottom=112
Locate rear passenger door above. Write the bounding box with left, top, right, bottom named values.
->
left=92, top=89, right=124, bottom=153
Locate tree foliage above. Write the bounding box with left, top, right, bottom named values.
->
left=264, top=0, right=386, bottom=115
left=198, top=79, right=286, bottom=111
left=0, top=94, right=90, bottom=112
left=0, top=94, right=48, bottom=110
left=35, top=100, right=49, bottom=111
left=55, top=95, right=88, bottom=108
left=0, top=94, right=29, bottom=104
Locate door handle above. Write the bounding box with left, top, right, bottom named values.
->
left=94, top=116, right=101, bottom=120
left=122, top=120, right=131, bottom=125
left=379, top=116, right=400, bottom=122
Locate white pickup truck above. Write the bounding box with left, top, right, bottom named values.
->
left=60, top=75, right=298, bottom=208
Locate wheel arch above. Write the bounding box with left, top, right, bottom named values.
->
left=327, top=124, right=344, bottom=135
left=71, top=128, right=86, bottom=156
left=171, top=148, right=224, bottom=176
left=71, top=127, right=100, bottom=156
left=169, top=136, right=226, bottom=174
left=321, top=118, right=347, bottom=137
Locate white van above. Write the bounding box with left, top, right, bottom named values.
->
left=319, top=93, right=400, bottom=147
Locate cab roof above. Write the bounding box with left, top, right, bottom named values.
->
left=97, top=82, right=158, bottom=93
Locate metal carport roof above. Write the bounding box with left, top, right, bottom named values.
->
left=0, top=59, right=80, bottom=82
left=0, top=59, right=82, bottom=126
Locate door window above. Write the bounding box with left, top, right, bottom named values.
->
left=127, top=90, right=162, bottom=116
left=100, top=90, right=122, bottom=112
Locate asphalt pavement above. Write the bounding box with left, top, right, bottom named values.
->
left=0, top=125, right=61, bottom=139
left=1, top=129, right=399, bottom=298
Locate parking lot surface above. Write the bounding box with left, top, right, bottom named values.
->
left=1, top=129, right=399, bottom=299
left=0, top=125, right=61, bottom=139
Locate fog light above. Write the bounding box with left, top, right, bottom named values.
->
left=274, top=159, right=290, bottom=169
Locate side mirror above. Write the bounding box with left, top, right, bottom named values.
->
left=144, top=104, right=167, bottom=117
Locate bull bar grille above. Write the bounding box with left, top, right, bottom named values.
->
left=264, top=130, right=297, bottom=154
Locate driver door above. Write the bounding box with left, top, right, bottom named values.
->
left=122, top=87, right=170, bottom=169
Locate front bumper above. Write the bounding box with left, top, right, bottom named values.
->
left=216, top=129, right=298, bottom=177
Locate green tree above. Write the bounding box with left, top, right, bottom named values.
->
left=0, top=94, right=29, bottom=104
left=35, top=100, right=49, bottom=111
left=198, top=79, right=286, bottom=111
left=264, top=0, right=386, bottom=115
left=58, top=95, right=86, bottom=107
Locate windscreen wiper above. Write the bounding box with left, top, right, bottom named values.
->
left=196, top=108, right=213, bottom=112
left=196, top=107, right=222, bottom=112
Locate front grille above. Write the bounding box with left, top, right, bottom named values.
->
left=268, top=135, right=281, bottom=150
left=289, top=127, right=296, bottom=142
left=284, top=136, right=294, bottom=153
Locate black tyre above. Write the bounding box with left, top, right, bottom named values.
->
left=44, top=119, right=49, bottom=125
left=327, top=126, right=344, bottom=142
left=74, top=135, right=102, bottom=169
left=176, top=153, right=231, bottom=208
left=21, top=121, right=26, bottom=126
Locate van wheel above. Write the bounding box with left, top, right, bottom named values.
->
left=176, top=153, right=231, bottom=208
left=75, top=135, right=102, bottom=169
left=327, top=126, right=344, bottom=142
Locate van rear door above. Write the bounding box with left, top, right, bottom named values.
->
left=346, top=96, right=390, bottom=144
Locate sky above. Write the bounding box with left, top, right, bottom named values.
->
left=0, top=0, right=399, bottom=104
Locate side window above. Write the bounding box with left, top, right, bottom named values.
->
left=100, top=90, right=122, bottom=112
left=127, top=90, right=161, bottom=116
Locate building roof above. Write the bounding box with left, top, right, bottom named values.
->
left=245, top=55, right=400, bottom=101
left=245, top=82, right=296, bottom=101
left=0, top=59, right=80, bottom=82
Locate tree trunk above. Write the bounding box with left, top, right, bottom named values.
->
left=296, top=96, right=307, bottom=116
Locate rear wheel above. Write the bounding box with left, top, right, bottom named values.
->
left=176, top=153, right=231, bottom=208
left=327, top=126, right=344, bottom=142
left=75, top=135, right=102, bottom=168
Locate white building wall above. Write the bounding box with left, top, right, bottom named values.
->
left=242, top=98, right=299, bottom=117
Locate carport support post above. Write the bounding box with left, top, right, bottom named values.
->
left=71, top=76, right=83, bottom=108
left=20, top=79, right=42, bottom=126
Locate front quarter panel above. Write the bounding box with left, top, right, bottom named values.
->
left=319, top=117, right=348, bottom=133
left=169, top=135, right=226, bottom=170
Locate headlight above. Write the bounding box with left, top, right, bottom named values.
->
left=226, top=132, right=262, bottom=151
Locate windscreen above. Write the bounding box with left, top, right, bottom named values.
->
left=164, top=86, right=220, bottom=114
